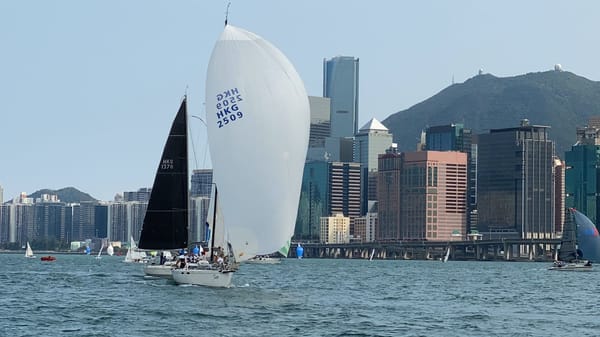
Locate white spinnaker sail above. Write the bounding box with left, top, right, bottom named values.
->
left=206, top=25, right=309, bottom=262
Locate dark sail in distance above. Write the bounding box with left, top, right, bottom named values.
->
left=138, top=98, right=189, bottom=249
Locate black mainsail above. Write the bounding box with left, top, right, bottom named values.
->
left=138, top=98, right=189, bottom=249
left=558, top=209, right=580, bottom=262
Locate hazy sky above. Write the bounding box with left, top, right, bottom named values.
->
left=2, top=0, right=599, bottom=201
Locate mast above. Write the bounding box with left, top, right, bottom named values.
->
left=210, top=186, right=218, bottom=262
left=184, top=95, right=190, bottom=251
left=224, top=2, right=231, bottom=26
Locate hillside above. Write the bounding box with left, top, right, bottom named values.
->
left=382, top=70, right=600, bottom=156
left=27, top=187, right=96, bottom=203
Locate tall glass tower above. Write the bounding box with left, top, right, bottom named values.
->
left=565, top=126, right=600, bottom=226
left=477, top=120, right=555, bottom=240
left=323, top=56, right=359, bottom=138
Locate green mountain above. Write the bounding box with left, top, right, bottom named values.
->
left=382, top=70, right=600, bottom=156
left=27, top=187, right=97, bottom=203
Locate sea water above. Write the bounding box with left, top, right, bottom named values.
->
left=1, top=253, right=598, bottom=337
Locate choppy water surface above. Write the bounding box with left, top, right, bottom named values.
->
left=1, top=254, right=599, bottom=337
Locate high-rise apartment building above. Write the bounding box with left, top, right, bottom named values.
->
left=190, top=169, right=213, bottom=197
left=72, top=202, right=97, bottom=241
left=94, top=204, right=108, bottom=238
left=190, top=196, right=210, bottom=243
left=108, top=201, right=148, bottom=243
left=323, top=56, right=359, bottom=138
left=0, top=184, right=3, bottom=204
left=123, top=188, right=151, bottom=202
left=477, top=120, right=555, bottom=239
left=0, top=204, right=9, bottom=243
left=34, top=202, right=64, bottom=240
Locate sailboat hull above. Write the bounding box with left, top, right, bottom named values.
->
left=245, top=257, right=281, bottom=264
left=548, top=262, right=593, bottom=271
left=171, top=268, right=234, bottom=288
left=144, top=263, right=175, bottom=278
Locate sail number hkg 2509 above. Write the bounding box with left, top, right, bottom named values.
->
left=215, top=88, right=244, bottom=128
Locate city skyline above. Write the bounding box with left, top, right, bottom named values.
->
left=2, top=1, right=600, bottom=201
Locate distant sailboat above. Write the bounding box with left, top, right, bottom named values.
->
left=106, top=244, right=114, bottom=256
left=369, top=249, right=375, bottom=261
left=296, top=244, right=304, bottom=259
left=25, top=242, right=35, bottom=259
left=124, top=236, right=146, bottom=263
left=549, top=208, right=593, bottom=271
left=442, top=247, right=450, bottom=263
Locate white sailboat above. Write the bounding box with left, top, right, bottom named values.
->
left=442, top=247, right=450, bottom=262
left=246, top=255, right=282, bottom=264
left=106, top=244, right=114, bottom=256
left=25, top=242, right=36, bottom=259
left=172, top=23, right=309, bottom=287
left=171, top=185, right=235, bottom=286
left=124, top=236, right=147, bottom=263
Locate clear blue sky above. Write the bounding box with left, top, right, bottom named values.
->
left=1, top=0, right=599, bottom=201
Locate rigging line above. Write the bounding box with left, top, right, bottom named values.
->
left=191, top=114, right=208, bottom=169
left=186, top=93, right=199, bottom=171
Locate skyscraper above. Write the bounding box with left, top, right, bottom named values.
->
left=295, top=161, right=330, bottom=241
left=477, top=120, right=555, bottom=239
left=565, top=125, right=600, bottom=225
left=323, top=56, right=359, bottom=159
left=306, top=96, right=331, bottom=162
left=376, top=150, right=468, bottom=241
left=423, top=123, right=477, bottom=233
left=190, top=169, right=213, bottom=197
left=123, top=188, right=151, bottom=202
left=329, top=161, right=362, bottom=237
left=354, top=118, right=393, bottom=204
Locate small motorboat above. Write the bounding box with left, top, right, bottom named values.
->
left=40, top=256, right=56, bottom=262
